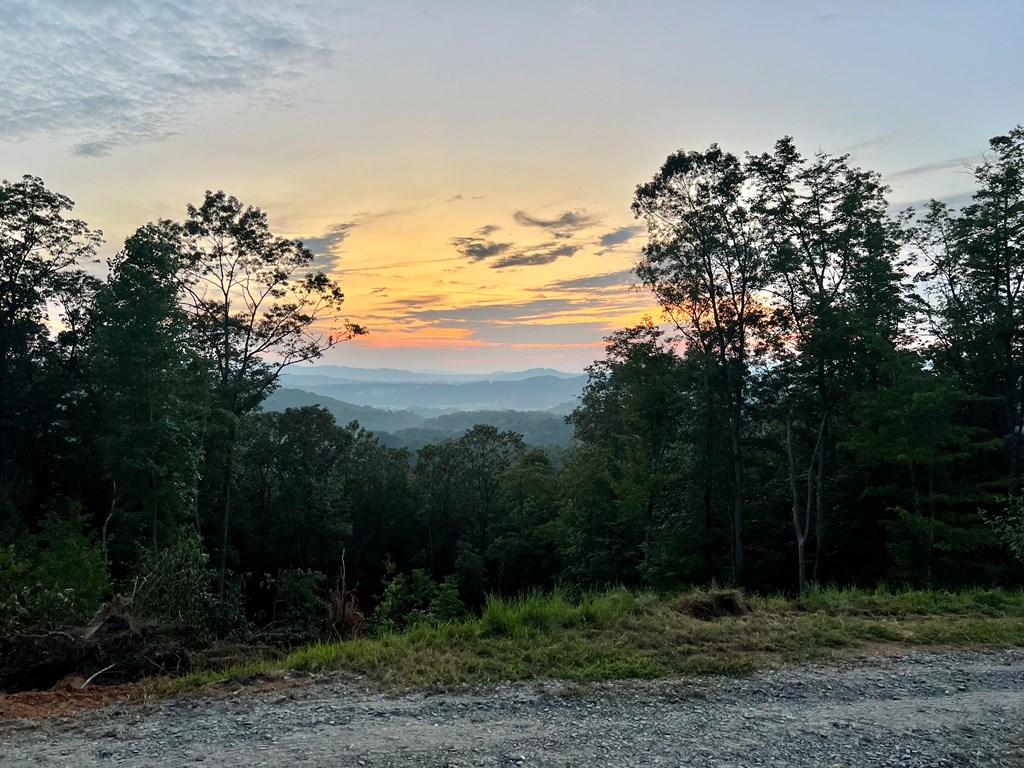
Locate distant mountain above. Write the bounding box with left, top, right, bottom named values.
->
left=262, top=388, right=574, bottom=451
left=262, top=388, right=427, bottom=433
left=280, top=365, right=582, bottom=384
left=278, top=372, right=586, bottom=412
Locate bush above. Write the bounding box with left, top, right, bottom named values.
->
left=268, top=568, right=327, bottom=640
left=372, top=560, right=440, bottom=632
left=130, top=535, right=248, bottom=642
left=0, top=509, right=110, bottom=632
left=428, top=575, right=467, bottom=622
left=454, top=542, right=487, bottom=608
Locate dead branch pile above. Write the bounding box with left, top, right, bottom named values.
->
left=0, top=595, right=189, bottom=693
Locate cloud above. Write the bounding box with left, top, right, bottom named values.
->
left=887, top=157, right=976, bottom=181
left=598, top=225, right=643, bottom=248
left=302, top=221, right=355, bottom=269
left=451, top=229, right=580, bottom=267
left=492, top=244, right=579, bottom=269
left=895, top=190, right=976, bottom=212
left=513, top=209, right=602, bottom=231
left=544, top=269, right=636, bottom=291
left=446, top=194, right=464, bottom=202
left=842, top=132, right=902, bottom=154
left=0, top=0, right=336, bottom=156
left=382, top=295, right=449, bottom=309
left=304, top=222, right=354, bottom=254
left=450, top=236, right=513, bottom=261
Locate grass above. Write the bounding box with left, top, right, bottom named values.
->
left=148, top=586, right=1024, bottom=695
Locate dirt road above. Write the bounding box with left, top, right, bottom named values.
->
left=2, top=649, right=1022, bottom=767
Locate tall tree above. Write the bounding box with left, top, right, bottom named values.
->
left=844, top=353, right=1001, bottom=586
left=567, top=322, right=689, bottom=585
left=0, top=176, right=102, bottom=514
left=176, top=190, right=364, bottom=594
left=749, top=138, right=907, bottom=587
left=91, top=223, right=208, bottom=556
left=456, top=425, right=526, bottom=555
left=909, top=126, right=1024, bottom=535
left=633, top=146, right=770, bottom=585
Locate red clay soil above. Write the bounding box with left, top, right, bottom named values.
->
left=0, top=684, right=139, bottom=719
left=0, top=673, right=313, bottom=720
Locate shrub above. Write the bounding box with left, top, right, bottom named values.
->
left=269, top=568, right=327, bottom=640
left=0, top=509, right=110, bottom=632
left=429, top=575, right=467, bottom=622
left=131, top=536, right=223, bottom=643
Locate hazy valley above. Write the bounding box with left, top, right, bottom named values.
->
left=263, top=366, right=583, bottom=451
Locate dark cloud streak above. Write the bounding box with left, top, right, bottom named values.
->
left=303, top=221, right=355, bottom=269
left=491, top=244, right=578, bottom=269
left=513, top=209, right=602, bottom=231
left=598, top=225, right=643, bottom=248
left=450, top=236, right=513, bottom=261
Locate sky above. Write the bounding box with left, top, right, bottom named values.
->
left=2, top=0, right=1022, bottom=372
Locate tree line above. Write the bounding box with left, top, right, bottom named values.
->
left=1, top=126, right=1023, bottom=642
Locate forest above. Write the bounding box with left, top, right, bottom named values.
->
left=2, top=125, right=1024, bottom=665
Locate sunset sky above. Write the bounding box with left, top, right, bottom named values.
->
left=3, top=0, right=1022, bottom=372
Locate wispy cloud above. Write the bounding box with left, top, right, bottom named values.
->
left=887, top=157, right=977, bottom=181
left=544, top=269, right=636, bottom=291
left=513, top=209, right=602, bottom=231
left=0, top=0, right=336, bottom=156
left=450, top=227, right=580, bottom=268
left=842, top=132, right=902, bottom=154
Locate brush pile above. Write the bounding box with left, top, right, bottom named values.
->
left=0, top=595, right=189, bottom=693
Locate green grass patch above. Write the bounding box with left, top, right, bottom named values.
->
left=149, top=587, right=1024, bottom=694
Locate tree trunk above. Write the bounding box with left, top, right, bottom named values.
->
left=218, top=426, right=235, bottom=599
left=812, top=418, right=828, bottom=584
left=729, top=395, right=744, bottom=587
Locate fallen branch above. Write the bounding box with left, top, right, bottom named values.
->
left=82, top=664, right=115, bottom=689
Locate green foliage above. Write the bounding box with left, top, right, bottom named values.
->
left=0, top=509, right=110, bottom=631
left=92, top=222, right=208, bottom=556
left=372, top=560, right=439, bottom=632
left=268, top=568, right=327, bottom=640
left=787, top=584, right=1024, bottom=617
left=428, top=575, right=467, bottom=622
left=453, top=542, right=488, bottom=609
left=130, top=535, right=247, bottom=642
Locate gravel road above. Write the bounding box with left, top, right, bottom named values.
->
left=2, top=649, right=1022, bottom=767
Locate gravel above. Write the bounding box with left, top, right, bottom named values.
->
left=2, top=649, right=1022, bottom=767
